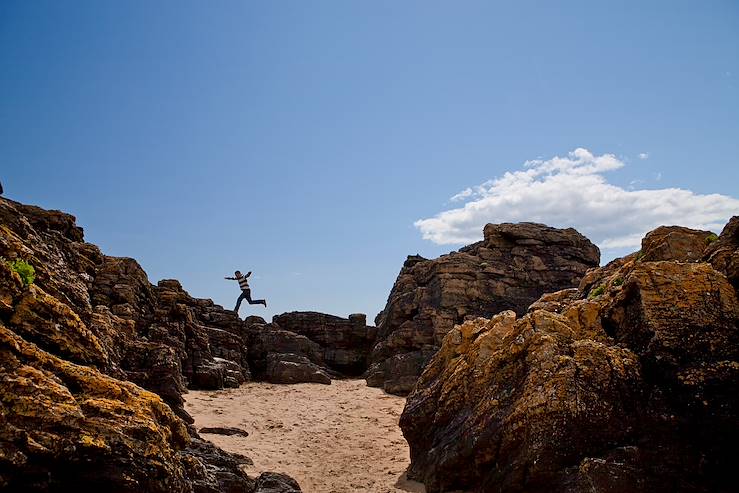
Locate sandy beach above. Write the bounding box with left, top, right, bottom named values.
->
left=185, top=379, right=426, bottom=493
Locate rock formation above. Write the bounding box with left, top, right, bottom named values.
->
left=272, top=312, right=377, bottom=375
left=0, top=197, right=301, bottom=492
left=704, top=216, right=739, bottom=289
left=400, top=224, right=737, bottom=493
left=368, top=222, right=599, bottom=394
left=242, top=317, right=333, bottom=385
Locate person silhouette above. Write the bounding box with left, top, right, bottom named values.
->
left=224, top=270, right=267, bottom=313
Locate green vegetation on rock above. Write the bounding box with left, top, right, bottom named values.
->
left=588, top=285, right=605, bottom=298
left=7, top=258, right=35, bottom=286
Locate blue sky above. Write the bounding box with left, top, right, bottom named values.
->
left=2, top=1, right=738, bottom=320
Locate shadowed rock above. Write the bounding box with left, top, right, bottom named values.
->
left=368, top=222, right=599, bottom=394
left=705, top=216, right=739, bottom=290
left=200, top=426, right=250, bottom=438
left=272, top=311, right=377, bottom=375
left=254, top=472, right=302, bottom=493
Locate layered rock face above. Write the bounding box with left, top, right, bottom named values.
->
left=368, top=222, right=599, bottom=394
left=0, top=198, right=300, bottom=492
left=272, top=312, right=377, bottom=375
left=400, top=224, right=737, bottom=493
left=243, top=316, right=333, bottom=385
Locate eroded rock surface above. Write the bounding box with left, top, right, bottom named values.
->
left=272, top=311, right=377, bottom=375
left=705, top=216, right=739, bottom=289
left=0, top=197, right=301, bottom=492
left=640, top=225, right=714, bottom=262
left=400, top=224, right=738, bottom=493
left=368, top=222, right=599, bottom=394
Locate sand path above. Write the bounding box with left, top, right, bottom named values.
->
left=185, top=379, right=426, bottom=493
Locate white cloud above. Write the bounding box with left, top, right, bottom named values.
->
left=414, top=148, right=739, bottom=256
left=450, top=188, right=474, bottom=202
left=639, top=152, right=649, bottom=160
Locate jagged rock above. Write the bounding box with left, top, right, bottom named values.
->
left=705, top=216, right=739, bottom=290
left=0, top=322, right=193, bottom=492
left=10, top=284, right=109, bottom=367
left=264, top=353, right=332, bottom=385
left=0, top=197, right=302, bottom=492
left=640, top=225, right=714, bottom=262
left=91, top=256, right=157, bottom=328
left=369, top=222, right=599, bottom=394
left=180, top=438, right=256, bottom=493
left=243, top=321, right=332, bottom=384
left=364, top=347, right=437, bottom=395
left=149, top=279, right=250, bottom=389
left=400, top=224, right=739, bottom=493
left=272, top=311, right=377, bottom=375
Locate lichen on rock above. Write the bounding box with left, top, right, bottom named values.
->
left=400, top=224, right=739, bottom=493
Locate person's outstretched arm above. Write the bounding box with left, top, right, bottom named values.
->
left=224, top=276, right=236, bottom=280
left=246, top=271, right=252, bottom=278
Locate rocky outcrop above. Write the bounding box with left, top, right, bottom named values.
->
left=705, top=216, right=739, bottom=290
left=368, top=222, right=599, bottom=394
left=640, top=225, right=714, bottom=262
left=242, top=318, right=332, bottom=385
left=400, top=224, right=737, bottom=493
left=272, top=312, right=377, bottom=375
left=0, top=197, right=301, bottom=492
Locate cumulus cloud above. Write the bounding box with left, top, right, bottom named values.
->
left=414, top=148, right=739, bottom=255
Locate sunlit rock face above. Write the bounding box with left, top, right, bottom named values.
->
left=368, top=222, right=600, bottom=395
left=400, top=223, right=739, bottom=493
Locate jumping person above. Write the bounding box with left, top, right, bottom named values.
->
left=225, top=270, right=267, bottom=313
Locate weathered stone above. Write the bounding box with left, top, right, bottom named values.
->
left=400, top=224, right=739, bottom=493
left=705, top=216, right=739, bottom=291
left=364, top=347, right=437, bottom=395
left=253, top=472, right=302, bottom=493
left=272, top=311, right=376, bottom=375
left=263, top=353, right=332, bottom=385
left=0, top=322, right=192, bottom=492
left=0, top=197, right=302, bottom=492
left=640, top=225, right=714, bottom=262
left=10, top=285, right=109, bottom=367
left=199, top=427, right=250, bottom=437
left=369, top=222, right=599, bottom=394
left=180, top=438, right=257, bottom=493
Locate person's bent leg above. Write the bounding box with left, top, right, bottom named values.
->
left=243, top=289, right=266, bottom=307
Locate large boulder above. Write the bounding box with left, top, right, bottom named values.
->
left=369, top=222, right=599, bottom=394
left=243, top=320, right=333, bottom=384
left=640, top=225, right=714, bottom=262
left=263, top=353, right=332, bottom=385
left=272, top=311, right=377, bottom=375
left=400, top=223, right=739, bottom=493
